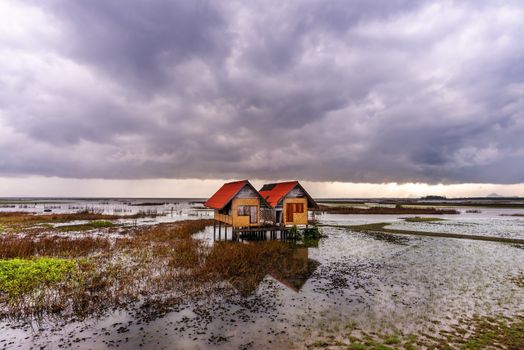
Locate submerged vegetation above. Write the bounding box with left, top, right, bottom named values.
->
left=308, top=314, right=524, bottom=349
left=1, top=205, right=523, bottom=349
left=0, top=211, right=157, bottom=234
left=0, top=234, right=110, bottom=259
left=0, top=217, right=315, bottom=321
left=0, top=219, right=211, bottom=319
left=57, top=220, right=116, bottom=232
left=341, top=222, right=524, bottom=245
left=402, top=217, right=446, bottom=222
left=318, top=205, right=459, bottom=215
left=511, top=273, right=524, bottom=288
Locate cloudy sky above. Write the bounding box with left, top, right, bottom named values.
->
left=1, top=0, right=523, bottom=197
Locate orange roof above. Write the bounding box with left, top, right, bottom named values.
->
left=259, top=181, right=299, bottom=208
left=204, top=180, right=249, bottom=209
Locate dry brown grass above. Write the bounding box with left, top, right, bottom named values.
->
left=0, top=219, right=214, bottom=320
left=0, top=218, right=314, bottom=321
left=0, top=235, right=110, bottom=259
left=197, top=241, right=312, bottom=295
left=0, top=211, right=159, bottom=233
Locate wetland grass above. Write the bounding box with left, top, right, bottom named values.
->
left=0, top=211, right=157, bottom=233
left=0, top=258, right=82, bottom=319
left=318, top=205, right=459, bottom=215
left=402, top=217, right=446, bottom=222
left=0, top=216, right=319, bottom=321
left=199, top=241, right=306, bottom=294
left=308, top=314, right=524, bottom=349
left=57, top=220, right=116, bottom=232
left=0, top=258, right=77, bottom=297
left=0, top=218, right=309, bottom=321
left=0, top=219, right=211, bottom=320
left=0, top=235, right=110, bottom=259
left=510, top=273, right=524, bottom=288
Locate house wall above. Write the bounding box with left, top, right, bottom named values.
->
left=283, top=197, right=308, bottom=225
left=287, top=187, right=305, bottom=198
left=236, top=186, right=259, bottom=198
left=232, top=197, right=260, bottom=227
left=214, top=197, right=260, bottom=227
left=212, top=184, right=261, bottom=227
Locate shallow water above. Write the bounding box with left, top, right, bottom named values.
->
left=388, top=209, right=524, bottom=240
left=1, top=202, right=524, bottom=349
left=0, top=198, right=212, bottom=228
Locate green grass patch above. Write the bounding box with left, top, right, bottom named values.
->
left=403, top=217, right=445, bottom=223
left=364, top=341, right=395, bottom=350
left=309, top=315, right=524, bottom=349
left=57, top=220, right=115, bottom=232
left=0, top=258, right=77, bottom=297
left=455, top=316, right=524, bottom=350
left=383, top=336, right=401, bottom=345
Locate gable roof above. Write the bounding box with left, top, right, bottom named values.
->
left=204, top=180, right=267, bottom=210
left=259, top=181, right=298, bottom=207
left=259, top=181, right=318, bottom=209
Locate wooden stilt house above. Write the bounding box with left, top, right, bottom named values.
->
left=204, top=180, right=269, bottom=228
left=259, top=181, right=318, bottom=226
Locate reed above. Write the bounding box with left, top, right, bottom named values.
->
left=0, top=219, right=214, bottom=320
left=0, top=219, right=309, bottom=321
left=0, top=211, right=160, bottom=233
left=0, top=235, right=110, bottom=259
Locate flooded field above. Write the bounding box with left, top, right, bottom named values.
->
left=1, top=199, right=523, bottom=349
left=0, top=198, right=211, bottom=226
left=389, top=208, right=524, bottom=240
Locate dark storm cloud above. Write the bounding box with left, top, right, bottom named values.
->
left=41, top=0, right=228, bottom=90
left=0, top=0, right=523, bottom=183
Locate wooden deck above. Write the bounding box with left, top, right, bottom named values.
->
left=212, top=220, right=299, bottom=242
left=215, top=213, right=233, bottom=225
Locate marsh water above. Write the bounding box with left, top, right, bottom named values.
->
left=1, top=199, right=524, bottom=349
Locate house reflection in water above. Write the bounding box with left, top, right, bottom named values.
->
left=215, top=243, right=320, bottom=295
left=268, top=247, right=319, bottom=293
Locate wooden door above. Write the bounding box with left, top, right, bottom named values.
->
left=276, top=210, right=282, bottom=224
left=286, top=203, right=294, bottom=222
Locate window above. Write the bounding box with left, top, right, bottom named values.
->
left=237, top=205, right=258, bottom=224
left=286, top=203, right=304, bottom=214
left=237, top=206, right=249, bottom=216
left=237, top=205, right=256, bottom=216
left=286, top=202, right=305, bottom=222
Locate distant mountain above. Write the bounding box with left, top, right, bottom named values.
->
left=487, top=193, right=502, bottom=197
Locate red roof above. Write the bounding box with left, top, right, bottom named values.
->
left=204, top=180, right=249, bottom=210
left=258, top=181, right=299, bottom=208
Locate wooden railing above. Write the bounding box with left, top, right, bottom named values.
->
left=215, top=213, right=233, bottom=225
